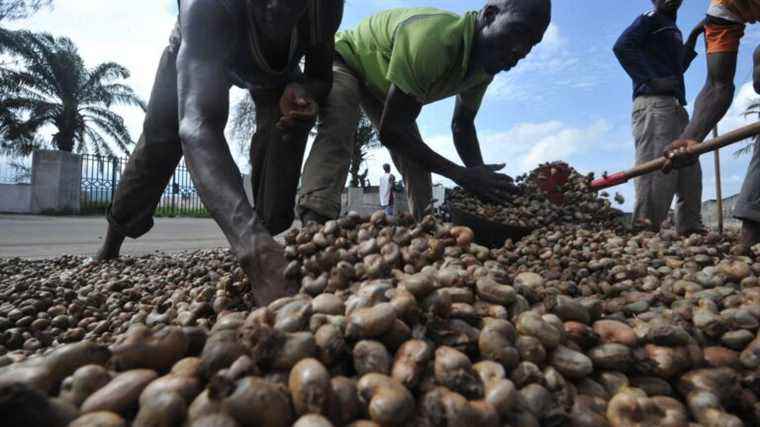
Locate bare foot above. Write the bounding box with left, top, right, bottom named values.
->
left=94, top=226, right=126, bottom=261
left=240, top=234, right=298, bottom=307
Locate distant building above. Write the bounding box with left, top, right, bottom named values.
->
left=702, top=194, right=740, bottom=228
left=341, top=183, right=447, bottom=217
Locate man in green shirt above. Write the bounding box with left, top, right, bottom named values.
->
left=298, top=0, right=551, bottom=221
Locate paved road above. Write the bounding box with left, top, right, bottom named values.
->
left=0, top=214, right=228, bottom=259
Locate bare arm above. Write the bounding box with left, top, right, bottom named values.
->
left=178, top=0, right=295, bottom=305
left=682, top=20, right=704, bottom=72
left=680, top=51, right=738, bottom=141
left=177, top=0, right=265, bottom=249
left=277, top=0, right=344, bottom=129
left=300, top=0, right=344, bottom=102
left=379, top=85, right=517, bottom=201
left=451, top=97, right=485, bottom=168
left=380, top=85, right=464, bottom=180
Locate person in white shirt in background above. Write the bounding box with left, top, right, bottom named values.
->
left=379, top=163, right=396, bottom=216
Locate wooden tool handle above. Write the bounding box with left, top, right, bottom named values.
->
left=591, top=121, right=760, bottom=190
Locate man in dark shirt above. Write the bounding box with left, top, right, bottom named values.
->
left=94, top=0, right=344, bottom=306
left=613, top=0, right=704, bottom=234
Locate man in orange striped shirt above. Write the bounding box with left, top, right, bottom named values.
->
left=665, top=0, right=760, bottom=250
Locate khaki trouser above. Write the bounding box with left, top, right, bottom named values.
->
left=298, top=61, right=432, bottom=220
left=632, top=95, right=703, bottom=233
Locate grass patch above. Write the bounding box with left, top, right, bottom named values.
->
left=154, top=205, right=210, bottom=218
left=80, top=200, right=210, bottom=218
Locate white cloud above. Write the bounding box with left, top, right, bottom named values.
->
left=479, top=119, right=613, bottom=173
left=486, top=23, right=602, bottom=104
left=716, top=81, right=758, bottom=132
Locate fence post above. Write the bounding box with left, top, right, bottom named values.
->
left=109, top=157, right=118, bottom=204
left=712, top=127, right=724, bottom=234
left=171, top=173, right=177, bottom=217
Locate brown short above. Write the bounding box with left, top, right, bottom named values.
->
left=705, top=16, right=746, bottom=53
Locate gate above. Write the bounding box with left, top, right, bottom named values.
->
left=80, top=154, right=208, bottom=217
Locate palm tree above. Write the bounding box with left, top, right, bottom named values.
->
left=0, top=2, right=53, bottom=153
left=228, top=92, right=256, bottom=159
left=0, top=0, right=52, bottom=22
left=0, top=29, right=43, bottom=155
left=0, top=32, right=145, bottom=157
left=350, top=113, right=380, bottom=188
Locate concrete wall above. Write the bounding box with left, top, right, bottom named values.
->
left=30, top=150, right=82, bottom=214
left=241, top=175, right=417, bottom=219
left=702, top=194, right=741, bottom=228
left=0, top=150, right=83, bottom=215
left=0, top=183, right=31, bottom=213
left=342, top=186, right=410, bottom=217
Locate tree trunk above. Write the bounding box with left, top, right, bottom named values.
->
left=349, top=129, right=361, bottom=187
left=53, top=131, right=74, bottom=152
left=54, top=110, right=76, bottom=152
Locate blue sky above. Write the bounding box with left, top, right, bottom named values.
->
left=11, top=0, right=760, bottom=212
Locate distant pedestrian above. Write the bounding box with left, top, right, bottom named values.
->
left=613, top=0, right=705, bottom=234
left=379, top=163, right=396, bottom=216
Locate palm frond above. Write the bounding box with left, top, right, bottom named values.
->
left=82, top=109, right=135, bottom=155
left=0, top=31, right=141, bottom=156
left=0, top=0, right=53, bottom=22
left=737, top=97, right=760, bottom=157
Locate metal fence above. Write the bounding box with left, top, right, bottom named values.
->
left=80, top=154, right=208, bottom=217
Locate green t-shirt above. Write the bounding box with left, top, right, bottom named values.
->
left=335, top=8, right=493, bottom=110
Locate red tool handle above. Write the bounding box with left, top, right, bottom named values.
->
left=591, top=172, right=627, bottom=190
left=590, top=121, right=760, bottom=191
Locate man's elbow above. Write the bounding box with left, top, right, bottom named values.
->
left=612, top=41, right=626, bottom=59
left=178, top=119, right=198, bottom=145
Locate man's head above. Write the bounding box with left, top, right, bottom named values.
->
left=651, top=0, right=682, bottom=15
left=250, top=0, right=309, bottom=41
left=383, top=164, right=391, bottom=173
left=474, top=0, right=551, bottom=75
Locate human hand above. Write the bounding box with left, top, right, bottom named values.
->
left=454, top=163, right=521, bottom=203
left=662, top=139, right=699, bottom=173
left=277, top=83, right=318, bottom=129
left=686, top=20, right=705, bottom=49
left=239, top=234, right=298, bottom=307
